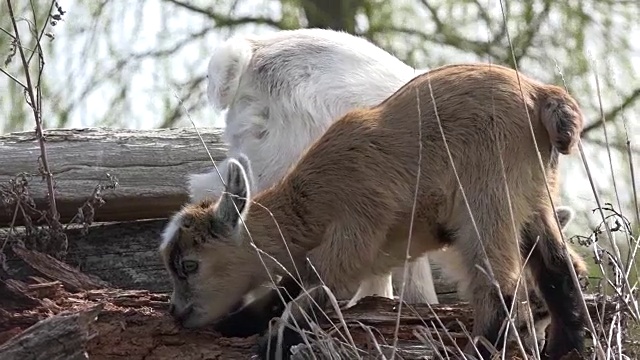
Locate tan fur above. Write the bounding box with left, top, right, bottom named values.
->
left=160, top=63, right=587, bottom=359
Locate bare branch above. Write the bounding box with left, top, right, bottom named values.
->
left=160, top=75, right=207, bottom=128
left=582, top=87, right=640, bottom=135
left=0, top=25, right=15, bottom=39
left=26, top=0, right=56, bottom=65
left=6, top=0, right=61, bottom=225
left=129, top=27, right=212, bottom=60
left=585, top=137, right=640, bottom=155
left=0, top=67, right=27, bottom=89
left=162, top=0, right=289, bottom=29
left=511, top=0, right=552, bottom=65
left=383, top=26, right=499, bottom=59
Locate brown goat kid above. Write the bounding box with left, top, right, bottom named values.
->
left=160, top=63, right=588, bottom=360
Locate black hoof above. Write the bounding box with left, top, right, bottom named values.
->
left=257, top=326, right=304, bottom=360
left=213, top=310, right=268, bottom=338
left=539, top=324, right=585, bottom=360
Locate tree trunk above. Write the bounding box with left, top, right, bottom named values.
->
left=0, top=128, right=226, bottom=226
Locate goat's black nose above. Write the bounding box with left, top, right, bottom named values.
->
left=168, top=303, right=194, bottom=324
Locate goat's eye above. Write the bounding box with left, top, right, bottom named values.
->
left=182, top=260, right=199, bottom=274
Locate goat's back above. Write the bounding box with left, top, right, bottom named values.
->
left=288, top=63, right=584, bottom=232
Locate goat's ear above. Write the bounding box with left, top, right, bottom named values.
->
left=233, top=153, right=255, bottom=194
left=215, top=156, right=252, bottom=232
left=555, top=206, right=575, bottom=230
left=207, top=38, right=253, bottom=110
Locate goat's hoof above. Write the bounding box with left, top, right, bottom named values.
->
left=257, top=327, right=303, bottom=360
left=213, top=309, right=269, bottom=338
left=213, top=315, right=261, bottom=338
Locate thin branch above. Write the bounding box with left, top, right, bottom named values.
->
left=419, top=0, right=505, bottom=57
left=6, top=0, right=60, bottom=223
left=383, top=26, right=499, bottom=59
left=129, top=27, right=212, bottom=60
left=162, top=0, right=289, bottom=29
left=0, top=25, right=15, bottom=38
left=160, top=75, right=207, bottom=128
left=0, top=67, right=27, bottom=89
left=585, top=137, right=640, bottom=155
left=582, top=87, right=640, bottom=135
left=26, top=0, right=56, bottom=65
left=511, top=0, right=552, bottom=65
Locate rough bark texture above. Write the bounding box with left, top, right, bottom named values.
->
left=0, top=303, right=102, bottom=360
left=1, top=220, right=460, bottom=302
left=0, top=245, right=624, bottom=360
left=0, top=127, right=227, bottom=226
left=0, top=283, right=258, bottom=359
left=0, top=278, right=617, bottom=360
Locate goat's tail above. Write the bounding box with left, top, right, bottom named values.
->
left=207, top=37, right=253, bottom=110
left=537, top=85, right=585, bottom=155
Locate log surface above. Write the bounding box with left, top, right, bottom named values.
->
left=0, top=303, right=102, bottom=360
left=0, top=281, right=617, bottom=360
left=1, top=220, right=460, bottom=301
left=0, top=127, right=227, bottom=225
left=0, top=285, right=257, bottom=359
left=0, top=248, right=623, bottom=360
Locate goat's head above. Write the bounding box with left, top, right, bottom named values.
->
left=160, top=154, right=261, bottom=328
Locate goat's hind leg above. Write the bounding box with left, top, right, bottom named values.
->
left=452, top=210, right=531, bottom=359
left=522, top=209, right=588, bottom=360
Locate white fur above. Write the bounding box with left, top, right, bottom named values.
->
left=188, top=28, right=437, bottom=305
left=160, top=210, right=184, bottom=253
left=206, top=40, right=253, bottom=110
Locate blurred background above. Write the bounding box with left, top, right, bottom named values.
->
left=1, top=0, right=639, bottom=237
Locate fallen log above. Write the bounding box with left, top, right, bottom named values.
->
left=0, top=284, right=258, bottom=359
left=0, top=304, right=103, bottom=360
left=0, top=127, right=227, bottom=226
left=0, top=220, right=461, bottom=303
left=11, top=245, right=111, bottom=292
left=0, top=281, right=623, bottom=360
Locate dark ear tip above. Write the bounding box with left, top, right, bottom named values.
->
left=555, top=206, right=575, bottom=229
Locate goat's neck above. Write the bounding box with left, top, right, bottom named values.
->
left=245, top=183, right=329, bottom=276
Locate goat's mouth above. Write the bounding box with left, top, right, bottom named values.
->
left=176, top=300, right=244, bottom=329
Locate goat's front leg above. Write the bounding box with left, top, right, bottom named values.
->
left=257, top=281, right=337, bottom=360
left=257, top=273, right=358, bottom=359
left=213, top=275, right=302, bottom=337
left=257, top=226, right=384, bottom=359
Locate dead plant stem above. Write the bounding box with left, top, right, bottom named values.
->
left=6, top=0, right=60, bottom=223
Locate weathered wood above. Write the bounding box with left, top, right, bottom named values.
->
left=0, top=303, right=103, bottom=360
left=303, top=294, right=617, bottom=359
left=11, top=245, right=111, bottom=292
left=0, top=278, right=42, bottom=311
left=0, top=128, right=227, bottom=226
left=0, top=287, right=257, bottom=360
left=3, top=220, right=459, bottom=301
left=0, top=283, right=619, bottom=360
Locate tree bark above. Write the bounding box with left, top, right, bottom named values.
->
left=0, top=303, right=102, bottom=360
left=2, top=219, right=459, bottom=301
left=0, top=128, right=227, bottom=226
left=0, top=281, right=618, bottom=360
